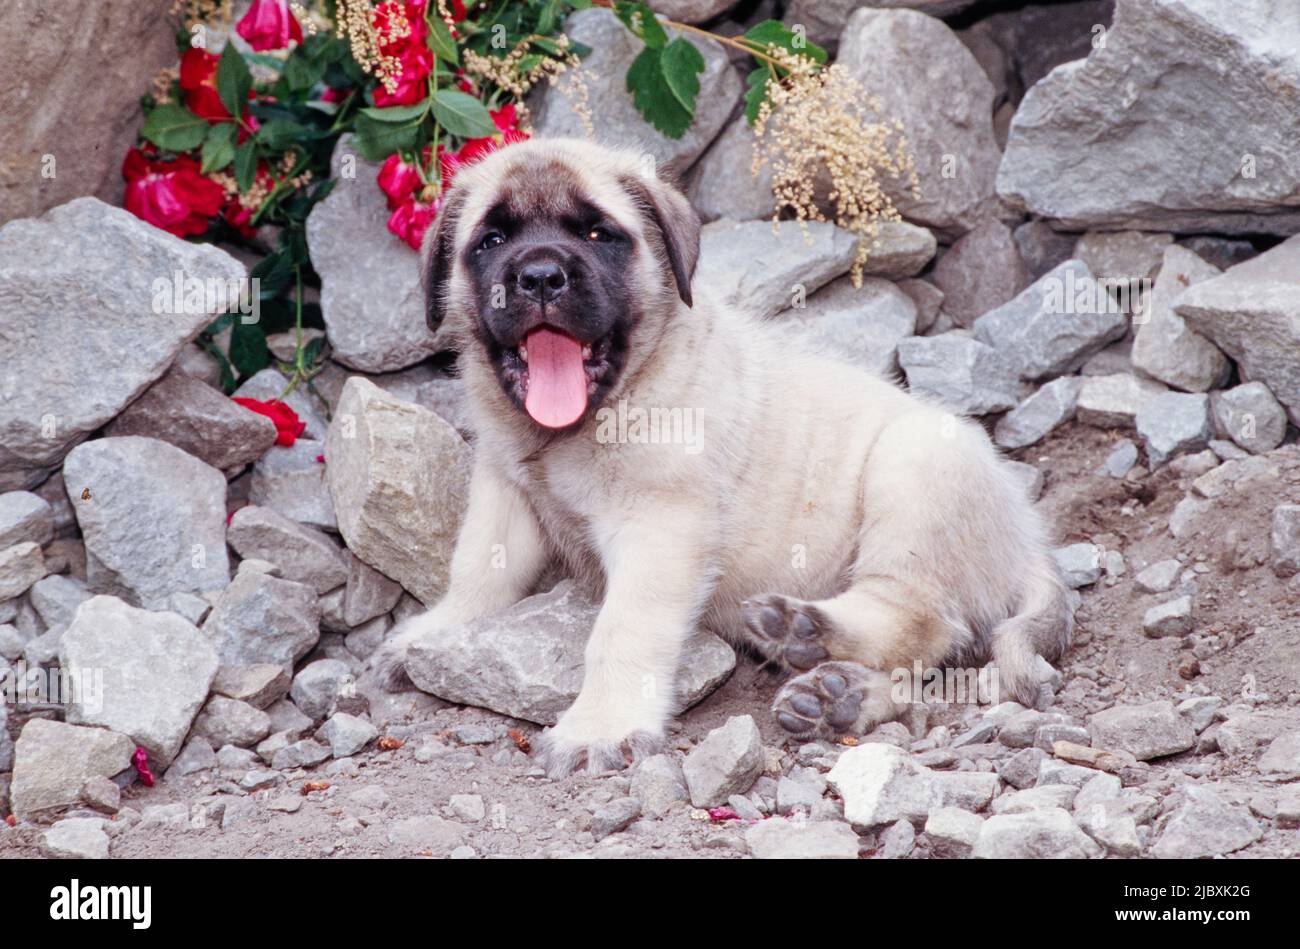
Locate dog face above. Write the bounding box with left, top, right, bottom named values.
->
left=422, top=139, right=700, bottom=430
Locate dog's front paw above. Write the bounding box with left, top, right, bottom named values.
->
left=534, top=704, right=664, bottom=778
left=363, top=612, right=441, bottom=693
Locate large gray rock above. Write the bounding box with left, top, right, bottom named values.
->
left=248, top=438, right=336, bottom=531
left=63, top=436, right=230, bottom=610
left=227, top=505, right=348, bottom=595
left=106, top=369, right=278, bottom=472
left=1075, top=373, right=1168, bottom=429
left=972, top=807, right=1101, bottom=858
left=745, top=818, right=861, bottom=859
left=532, top=9, right=740, bottom=177
left=648, top=1, right=738, bottom=24
left=687, top=118, right=773, bottom=223
left=326, top=378, right=472, bottom=607
left=897, top=332, right=1019, bottom=415
left=993, top=377, right=1082, bottom=450
left=973, top=260, right=1127, bottom=381
left=306, top=138, right=438, bottom=373
left=1151, top=785, right=1263, bottom=858
left=682, top=715, right=764, bottom=808
left=776, top=277, right=917, bottom=377
left=192, top=695, right=272, bottom=749
left=1088, top=701, right=1195, bottom=761
left=1130, top=245, right=1229, bottom=392
left=9, top=718, right=134, bottom=821
left=0, top=199, right=245, bottom=489
left=932, top=221, right=1028, bottom=326
left=0, top=491, right=53, bottom=549
left=1135, top=393, right=1212, bottom=468
left=837, top=8, right=1003, bottom=235
left=997, top=0, right=1300, bottom=233
left=340, top=551, right=403, bottom=628
left=1074, top=231, right=1172, bottom=284
left=0, top=542, right=45, bottom=600
left=826, top=742, right=998, bottom=828
left=404, top=581, right=735, bottom=724
left=787, top=0, right=982, bottom=49
left=28, top=574, right=92, bottom=628
left=697, top=220, right=934, bottom=319
left=1177, top=234, right=1300, bottom=425
left=60, top=595, right=219, bottom=767
left=201, top=568, right=321, bottom=671
left=39, top=817, right=110, bottom=859
left=1210, top=383, right=1288, bottom=455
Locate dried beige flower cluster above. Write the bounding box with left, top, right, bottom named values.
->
left=336, top=0, right=406, bottom=95
left=752, top=48, right=919, bottom=286
left=170, top=0, right=233, bottom=32
left=462, top=34, right=593, bottom=136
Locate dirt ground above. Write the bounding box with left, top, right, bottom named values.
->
left=2, top=419, right=1298, bottom=859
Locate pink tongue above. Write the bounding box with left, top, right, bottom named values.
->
left=524, top=328, right=588, bottom=428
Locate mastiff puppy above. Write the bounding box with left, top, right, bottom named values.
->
left=370, top=138, right=1073, bottom=777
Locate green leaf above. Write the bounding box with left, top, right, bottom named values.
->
left=615, top=1, right=667, bottom=49
left=141, top=103, right=209, bottom=151
left=430, top=90, right=498, bottom=138
left=256, top=118, right=308, bottom=150
left=229, top=319, right=270, bottom=381
left=659, top=38, right=704, bottom=115
left=234, top=140, right=258, bottom=192
left=626, top=47, right=690, bottom=139
left=537, top=0, right=561, bottom=35
left=743, top=19, right=827, bottom=64
left=200, top=122, right=237, bottom=172
left=217, top=43, right=253, bottom=119
left=351, top=113, right=420, bottom=161
left=744, top=66, right=771, bottom=125
left=428, top=15, right=459, bottom=66
left=281, top=52, right=326, bottom=92
left=359, top=102, right=428, bottom=123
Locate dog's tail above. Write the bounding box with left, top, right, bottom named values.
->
left=991, top=553, right=1074, bottom=709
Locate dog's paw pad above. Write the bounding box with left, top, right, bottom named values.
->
left=772, top=661, right=876, bottom=738
left=741, top=593, right=832, bottom=671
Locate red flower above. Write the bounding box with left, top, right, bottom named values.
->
left=388, top=196, right=439, bottom=251
left=232, top=397, right=306, bottom=446
left=122, top=148, right=225, bottom=238
left=372, top=43, right=433, bottom=107
left=236, top=0, right=304, bottom=52
left=219, top=160, right=275, bottom=238
left=179, top=47, right=231, bottom=122
left=132, top=748, right=156, bottom=788
left=373, top=0, right=429, bottom=52
left=378, top=152, right=425, bottom=210
left=442, top=105, right=529, bottom=182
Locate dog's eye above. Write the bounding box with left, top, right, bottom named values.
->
left=586, top=226, right=613, bottom=243
left=477, top=231, right=505, bottom=251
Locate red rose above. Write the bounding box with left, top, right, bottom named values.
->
left=122, top=148, right=225, bottom=238
left=377, top=152, right=425, bottom=209
left=373, top=0, right=429, bottom=53
left=232, top=397, right=306, bottom=446
left=387, top=196, right=439, bottom=251
left=445, top=105, right=529, bottom=176
left=236, top=0, right=304, bottom=52
left=179, top=48, right=231, bottom=122
left=372, top=43, right=433, bottom=107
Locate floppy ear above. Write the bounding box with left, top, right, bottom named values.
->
left=419, top=188, right=467, bottom=332
left=619, top=173, right=701, bottom=308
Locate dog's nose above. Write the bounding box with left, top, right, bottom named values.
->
left=517, top=260, right=568, bottom=303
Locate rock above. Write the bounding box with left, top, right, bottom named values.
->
left=1217, top=709, right=1300, bottom=757
left=28, top=574, right=91, bottom=628
left=326, top=378, right=471, bottom=607
left=776, top=277, right=917, bottom=377
left=631, top=754, right=690, bottom=818
left=697, top=220, right=934, bottom=319
left=1271, top=504, right=1300, bottom=579
left=1074, top=231, right=1172, bottom=284
left=78, top=776, right=121, bottom=814
left=227, top=506, right=348, bottom=595
left=317, top=712, right=378, bottom=757
left=1130, top=245, right=1228, bottom=392
left=60, top=595, right=218, bottom=766
left=39, top=818, right=110, bottom=859
left=1176, top=696, right=1222, bottom=734
left=271, top=738, right=331, bottom=770
left=0, top=199, right=244, bottom=488
left=1103, top=439, right=1139, bottom=478
left=404, top=581, right=735, bottom=723
left=932, top=221, right=1028, bottom=326
left=192, top=696, right=272, bottom=749
left=874, top=818, right=915, bottom=858
left=1134, top=559, right=1181, bottom=594
left=991, top=785, right=1078, bottom=815
left=591, top=797, right=642, bottom=841
left=248, top=439, right=336, bottom=531
left=386, top=815, right=465, bottom=856
left=786, top=0, right=982, bottom=49
left=973, top=260, right=1127, bottom=381
left=1141, top=595, right=1194, bottom=638
left=1076, top=373, right=1168, bottom=429
left=687, top=117, right=772, bottom=223
left=827, top=743, right=992, bottom=828
left=1210, top=382, right=1288, bottom=455
left=1080, top=339, right=1134, bottom=377
left=649, top=0, right=737, bottom=24
left=997, top=748, right=1046, bottom=790
left=63, top=436, right=229, bottom=609
left=1183, top=238, right=1300, bottom=422
left=1088, top=701, right=1195, bottom=760
left=1135, top=392, right=1211, bottom=468
left=201, top=569, right=321, bottom=671
left=924, top=807, right=985, bottom=858
left=1075, top=799, right=1142, bottom=856
left=232, top=368, right=328, bottom=440
left=0, top=694, right=10, bottom=771
left=1014, top=221, right=1078, bottom=281
left=445, top=793, right=485, bottom=824
left=971, top=807, right=1101, bottom=859
left=897, top=332, right=1019, bottom=415
left=1003, top=461, right=1045, bottom=503
left=533, top=9, right=739, bottom=178
left=0, top=491, right=53, bottom=548
left=997, top=0, right=1300, bottom=234
left=1151, top=785, right=1263, bottom=859
left=837, top=8, right=1002, bottom=234
left=0, top=542, right=45, bottom=600
left=340, top=551, right=403, bottom=628
left=1259, top=733, right=1300, bottom=774
left=10, top=719, right=134, bottom=820
left=291, top=658, right=355, bottom=721
left=993, top=377, right=1081, bottom=450
left=777, top=770, right=826, bottom=815
left=105, top=369, right=278, bottom=471
left=682, top=715, right=764, bottom=808
left=211, top=664, right=291, bottom=710
left=898, top=279, right=944, bottom=334
left=306, top=138, right=438, bottom=372
left=1052, top=544, right=1102, bottom=589
left=169, top=737, right=218, bottom=777
left=0, top=623, right=22, bottom=662
left=745, top=818, right=860, bottom=859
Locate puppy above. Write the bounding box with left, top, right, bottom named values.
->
left=370, top=138, right=1073, bottom=777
